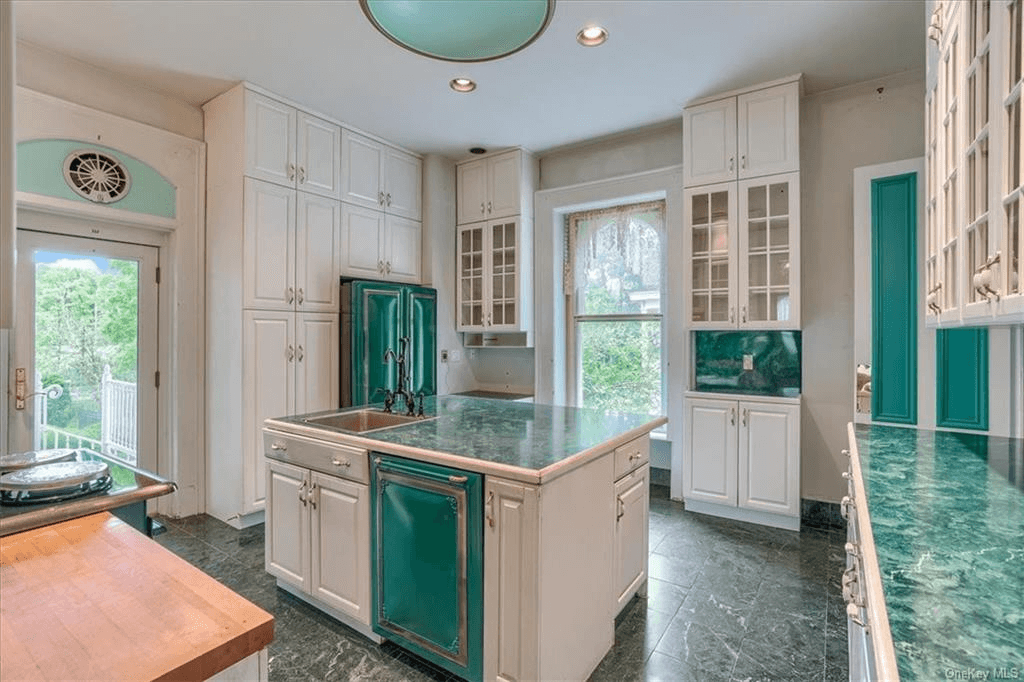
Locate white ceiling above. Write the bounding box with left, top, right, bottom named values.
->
left=14, top=0, right=926, bottom=158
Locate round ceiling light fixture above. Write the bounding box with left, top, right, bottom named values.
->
left=469, top=147, right=488, bottom=155
left=450, top=78, right=477, bottom=93
left=360, top=0, right=555, bottom=62
left=576, top=25, right=608, bottom=47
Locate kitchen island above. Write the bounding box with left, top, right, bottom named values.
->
left=845, top=423, right=1023, bottom=680
left=263, top=395, right=666, bottom=682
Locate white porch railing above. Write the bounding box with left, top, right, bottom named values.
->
left=34, top=365, right=137, bottom=465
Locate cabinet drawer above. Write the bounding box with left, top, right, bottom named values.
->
left=613, top=435, right=650, bottom=479
left=264, top=431, right=369, bottom=484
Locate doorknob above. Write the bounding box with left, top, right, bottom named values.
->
left=13, top=368, right=64, bottom=410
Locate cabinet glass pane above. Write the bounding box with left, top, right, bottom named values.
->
left=770, top=218, right=789, bottom=248
left=504, top=302, right=515, bottom=325
left=1011, top=0, right=1022, bottom=87
left=748, top=220, right=767, bottom=249
left=770, top=253, right=790, bottom=286
left=693, top=260, right=709, bottom=289
left=711, top=191, right=729, bottom=221
left=749, top=254, right=767, bottom=287
left=711, top=222, right=729, bottom=253
left=1009, top=200, right=1021, bottom=294
left=711, top=258, right=729, bottom=289
left=693, top=226, right=709, bottom=254
left=691, top=194, right=709, bottom=224
left=1010, top=99, right=1021, bottom=190
left=771, top=291, right=791, bottom=321
left=710, top=294, right=729, bottom=321
left=748, top=292, right=767, bottom=321
left=769, top=183, right=788, bottom=216
left=748, top=186, right=767, bottom=219
left=692, top=294, right=708, bottom=321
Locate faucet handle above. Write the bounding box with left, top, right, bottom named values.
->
left=416, top=392, right=425, bottom=417
left=378, top=388, right=395, bottom=414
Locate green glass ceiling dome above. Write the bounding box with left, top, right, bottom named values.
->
left=360, top=0, right=555, bottom=62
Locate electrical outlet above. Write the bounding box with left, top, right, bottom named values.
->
left=743, top=354, right=754, bottom=371
left=440, top=350, right=449, bottom=363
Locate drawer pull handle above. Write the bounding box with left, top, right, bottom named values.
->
left=448, top=475, right=468, bottom=483
left=486, top=491, right=495, bottom=528
left=730, top=407, right=736, bottom=426
left=616, top=496, right=625, bottom=521
left=842, top=449, right=850, bottom=457
left=309, top=482, right=317, bottom=509
left=845, top=541, right=859, bottom=558
left=628, top=450, right=642, bottom=462
left=842, top=471, right=852, bottom=480
left=298, top=481, right=307, bottom=506
left=331, top=457, right=351, bottom=468
left=846, top=602, right=868, bottom=629
left=271, top=442, right=287, bottom=451
left=840, top=495, right=853, bottom=519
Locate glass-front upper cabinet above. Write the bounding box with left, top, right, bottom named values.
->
left=686, top=184, right=736, bottom=327
left=738, top=173, right=801, bottom=328
left=457, top=224, right=485, bottom=329
left=940, top=4, right=962, bottom=321
left=1000, top=0, right=1024, bottom=317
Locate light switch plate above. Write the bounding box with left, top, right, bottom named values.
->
left=743, top=354, right=754, bottom=371
left=451, top=349, right=463, bottom=363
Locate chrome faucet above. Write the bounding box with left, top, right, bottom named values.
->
left=382, top=337, right=417, bottom=415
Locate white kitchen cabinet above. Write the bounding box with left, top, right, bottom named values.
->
left=456, top=149, right=533, bottom=225
left=243, top=177, right=340, bottom=313
left=341, top=129, right=422, bottom=221
left=242, top=310, right=339, bottom=512
left=613, top=462, right=649, bottom=614
left=738, top=173, right=801, bottom=327
left=683, top=78, right=799, bottom=187
left=456, top=218, right=531, bottom=332
left=684, top=394, right=800, bottom=529
left=265, top=461, right=370, bottom=625
left=340, top=202, right=421, bottom=283
left=925, top=0, right=1024, bottom=325
left=245, top=89, right=341, bottom=199
left=685, top=173, right=800, bottom=328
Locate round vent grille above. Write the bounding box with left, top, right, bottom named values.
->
left=63, top=150, right=131, bottom=204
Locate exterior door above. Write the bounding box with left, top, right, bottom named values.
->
left=350, top=282, right=401, bottom=405
left=9, top=230, right=158, bottom=474
left=684, top=397, right=737, bottom=505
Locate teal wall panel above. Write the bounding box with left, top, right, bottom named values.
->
left=17, top=139, right=176, bottom=219
left=936, top=328, right=989, bottom=430
left=871, top=173, right=917, bottom=425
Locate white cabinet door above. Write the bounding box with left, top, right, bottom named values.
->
left=483, top=477, right=540, bottom=682
left=341, top=130, right=384, bottom=211
left=310, top=472, right=371, bottom=624
left=457, top=159, right=488, bottom=225
left=738, top=401, right=800, bottom=516
left=737, top=173, right=800, bottom=328
left=488, top=151, right=521, bottom=220
left=613, top=465, right=649, bottom=614
left=340, top=203, right=385, bottom=280
left=244, top=310, right=294, bottom=512
left=245, top=90, right=296, bottom=188
left=685, top=183, right=738, bottom=327
left=297, top=112, right=341, bottom=199
left=384, top=147, right=422, bottom=221
left=684, top=97, right=737, bottom=187
left=384, top=215, right=422, bottom=283
left=265, top=459, right=308, bottom=590
left=295, top=313, right=339, bottom=415
left=737, top=82, right=799, bottom=179
left=457, top=223, right=487, bottom=330
left=685, top=397, right=737, bottom=505
left=244, top=178, right=295, bottom=311
left=487, top=218, right=519, bottom=330
left=295, top=193, right=340, bottom=313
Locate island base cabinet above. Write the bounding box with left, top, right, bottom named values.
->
left=614, top=464, right=649, bottom=614
left=265, top=460, right=371, bottom=628
left=483, top=451, right=616, bottom=682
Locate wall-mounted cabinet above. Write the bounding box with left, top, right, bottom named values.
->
left=340, top=203, right=421, bottom=283
left=683, top=394, right=800, bottom=530
left=683, top=78, right=800, bottom=187
left=685, top=173, right=800, bottom=328
left=341, top=129, right=422, bottom=221
left=245, top=89, right=341, bottom=199
left=456, top=150, right=527, bottom=225
left=925, top=0, right=1024, bottom=325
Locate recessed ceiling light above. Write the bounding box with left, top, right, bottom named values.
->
left=469, top=147, right=487, bottom=155
left=577, top=25, right=608, bottom=47
left=450, top=78, right=477, bottom=93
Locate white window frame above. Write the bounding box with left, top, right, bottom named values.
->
left=565, top=201, right=666, bottom=416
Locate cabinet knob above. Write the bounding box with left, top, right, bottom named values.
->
left=487, top=201, right=492, bottom=213
left=741, top=408, right=748, bottom=427
left=730, top=407, right=736, bottom=425
left=298, top=481, right=307, bottom=506
left=287, top=287, right=295, bottom=304
left=298, top=166, right=306, bottom=184
left=385, top=261, right=392, bottom=275
left=628, top=450, right=642, bottom=462
left=480, top=202, right=485, bottom=215
left=379, top=191, right=385, bottom=206
left=297, top=345, right=304, bottom=362
left=331, top=457, right=351, bottom=468
left=729, top=157, right=734, bottom=172
left=309, top=482, right=318, bottom=509
left=270, top=441, right=287, bottom=451
left=730, top=307, right=735, bottom=324
left=741, top=305, right=747, bottom=323
left=741, top=155, right=746, bottom=170
left=486, top=491, right=495, bottom=528
left=386, top=192, right=392, bottom=206
left=616, top=496, right=625, bottom=521
left=288, top=163, right=296, bottom=182
left=846, top=602, right=867, bottom=628
left=297, top=288, right=304, bottom=305
left=378, top=260, right=385, bottom=274
left=287, top=345, right=295, bottom=362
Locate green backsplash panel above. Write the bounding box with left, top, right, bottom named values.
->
left=693, top=331, right=801, bottom=397
left=871, top=173, right=917, bottom=425
left=936, top=327, right=989, bottom=430
left=17, top=139, right=176, bottom=219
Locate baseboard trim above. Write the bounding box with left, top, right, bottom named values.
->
left=276, top=579, right=383, bottom=643
left=682, top=499, right=800, bottom=531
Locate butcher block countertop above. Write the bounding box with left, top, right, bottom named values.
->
left=0, top=512, right=274, bottom=681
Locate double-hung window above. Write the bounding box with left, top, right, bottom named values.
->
left=567, top=200, right=665, bottom=417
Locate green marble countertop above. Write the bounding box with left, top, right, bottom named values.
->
left=268, top=395, right=666, bottom=482
left=852, top=424, right=1023, bottom=680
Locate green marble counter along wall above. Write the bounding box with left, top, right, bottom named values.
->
left=693, top=330, right=801, bottom=396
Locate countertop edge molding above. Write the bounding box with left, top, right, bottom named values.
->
left=846, top=421, right=900, bottom=680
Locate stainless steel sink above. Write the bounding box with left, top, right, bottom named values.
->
left=302, top=409, right=432, bottom=433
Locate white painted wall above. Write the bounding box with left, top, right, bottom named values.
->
left=421, top=154, right=475, bottom=395
left=801, top=70, right=926, bottom=502
left=15, top=41, right=204, bottom=141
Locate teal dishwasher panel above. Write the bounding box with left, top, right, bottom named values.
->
left=372, top=454, right=483, bottom=681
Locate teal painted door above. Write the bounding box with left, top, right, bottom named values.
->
left=936, top=327, right=989, bottom=430
left=871, top=173, right=918, bottom=424
left=351, top=282, right=403, bottom=405
left=406, top=286, right=437, bottom=397
left=372, top=455, right=483, bottom=681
